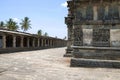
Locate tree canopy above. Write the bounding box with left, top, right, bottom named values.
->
left=44, top=32, right=48, bottom=36
left=38, top=29, right=42, bottom=36
left=6, top=18, right=19, bottom=31
left=20, top=17, right=31, bottom=32
left=0, top=21, right=5, bottom=28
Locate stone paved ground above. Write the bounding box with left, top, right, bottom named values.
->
left=0, top=47, right=120, bottom=80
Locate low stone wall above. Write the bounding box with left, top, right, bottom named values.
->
left=0, top=46, right=64, bottom=53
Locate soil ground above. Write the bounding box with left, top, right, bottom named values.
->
left=0, top=47, right=120, bottom=80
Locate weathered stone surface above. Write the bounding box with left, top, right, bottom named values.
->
left=71, top=58, right=120, bottom=68
left=66, top=0, right=120, bottom=68
left=64, top=48, right=73, bottom=57
left=64, top=54, right=72, bottom=57
left=72, top=47, right=120, bottom=60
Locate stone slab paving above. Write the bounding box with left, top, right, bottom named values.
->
left=0, top=47, right=120, bottom=80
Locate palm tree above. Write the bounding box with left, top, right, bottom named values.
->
left=20, top=17, right=31, bottom=32
left=6, top=18, right=19, bottom=31
left=37, top=29, right=42, bottom=36
left=63, top=36, right=67, bottom=40
left=44, top=32, right=48, bottom=36
left=0, top=21, right=5, bottom=28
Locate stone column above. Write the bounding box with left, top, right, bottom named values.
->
left=54, top=40, right=56, bottom=47
left=55, top=40, right=57, bottom=47
left=38, top=38, right=40, bottom=47
left=27, top=37, right=30, bottom=48
left=52, top=40, right=54, bottom=47
left=57, top=40, right=59, bottom=47
left=48, top=39, right=50, bottom=47
left=21, top=36, right=24, bottom=48
left=44, top=39, right=46, bottom=47
left=41, top=39, right=44, bottom=47
left=58, top=40, right=60, bottom=47
left=93, top=6, right=98, bottom=20
left=53, top=40, right=55, bottom=47
left=67, top=26, right=72, bottom=47
left=32, top=38, right=35, bottom=47
left=50, top=40, right=52, bottom=47
left=13, top=35, right=16, bottom=48
left=2, top=34, right=6, bottom=48
left=56, top=40, right=58, bottom=47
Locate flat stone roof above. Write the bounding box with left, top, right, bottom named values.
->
left=0, top=28, right=65, bottom=40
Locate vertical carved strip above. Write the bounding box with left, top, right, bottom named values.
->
left=93, top=6, right=98, bottom=20
left=2, top=34, right=6, bottom=48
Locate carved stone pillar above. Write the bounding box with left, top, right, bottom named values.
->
left=41, top=39, right=44, bottom=47
left=2, top=34, right=6, bottom=48
left=37, top=38, right=40, bottom=47
left=13, top=35, right=16, bottom=48
left=64, top=25, right=74, bottom=57
left=48, top=39, right=49, bottom=47
left=27, top=37, right=30, bottom=48
left=53, top=40, right=55, bottom=47
left=44, top=39, right=46, bottom=47
left=54, top=40, right=56, bottom=47
left=21, top=36, right=24, bottom=48
left=67, top=26, right=71, bottom=48
left=32, top=38, right=35, bottom=47
left=50, top=40, right=52, bottom=47
left=93, top=6, right=98, bottom=20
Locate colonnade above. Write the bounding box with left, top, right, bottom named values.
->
left=0, top=32, right=66, bottom=49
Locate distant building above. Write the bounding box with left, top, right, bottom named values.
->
left=0, top=28, right=67, bottom=53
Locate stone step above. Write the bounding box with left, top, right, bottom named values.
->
left=64, top=54, right=72, bottom=57
left=70, top=58, right=120, bottom=68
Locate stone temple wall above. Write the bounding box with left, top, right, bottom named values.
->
left=66, top=0, right=120, bottom=68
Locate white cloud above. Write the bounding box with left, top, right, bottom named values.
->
left=12, top=18, right=20, bottom=22
left=61, top=2, right=67, bottom=7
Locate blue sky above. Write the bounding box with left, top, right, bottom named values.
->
left=0, top=0, right=68, bottom=39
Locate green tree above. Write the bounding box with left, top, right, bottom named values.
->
left=38, top=29, right=42, bottom=36
left=63, top=36, right=66, bottom=40
left=20, top=17, right=31, bottom=32
left=6, top=18, right=19, bottom=31
left=0, top=21, right=5, bottom=28
left=44, top=32, right=48, bottom=36
left=55, top=36, right=57, bottom=38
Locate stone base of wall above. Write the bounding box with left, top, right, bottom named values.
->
left=64, top=48, right=73, bottom=57
left=70, top=58, right=120, bottom=68
left=73, top=46, right=120, bottom=60
left=64, top=54, right=72, bottom=57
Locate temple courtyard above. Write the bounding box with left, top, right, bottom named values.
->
left=0, top=47, right=120, bottom=80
